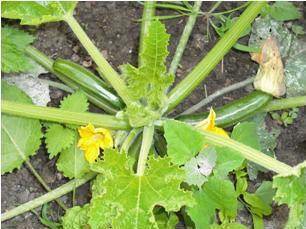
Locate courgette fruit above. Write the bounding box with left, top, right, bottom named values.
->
left=176, top=90, right=272, bottom=127
left=53, top=59, right=125, bottom=113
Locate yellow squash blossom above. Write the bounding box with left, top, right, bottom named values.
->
left=78, top=123, right=113, bottom=163
left=195, top=108, right=229, bottom=138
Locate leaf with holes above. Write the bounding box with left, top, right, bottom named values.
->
left=273, top=161, right=306, bottom=229
left=1, top=81, right=42, bottom=174
left=1, top=1, right=77, bottom=25
left=82, top=149, right=195, bottom=229
left=184, top=146, right=217, bottom=188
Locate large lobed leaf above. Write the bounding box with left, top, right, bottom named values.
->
left=1, top=26, right=34, bottom=73
left=273, top=161, right=306, bottom=229
left=70, top=149, right=195, bottom=229
left=120, top=20, right=174, bottom=126
left=1, top=81, right=42, bottom=174
left=186, top=177, right=238, bottom=228
left=1, top=1, right=77, bottom=25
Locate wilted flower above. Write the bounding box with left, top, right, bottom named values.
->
left=251, top=35, right=286, bottom=97
left=78, top=123, right=113, bottom=163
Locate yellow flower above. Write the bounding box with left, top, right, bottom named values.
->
left=195, top=108, right=229, bottom=138
left=78, top=123, right=113, bottom=163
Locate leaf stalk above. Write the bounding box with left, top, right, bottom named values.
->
left=136, top=125, right=155, bottom=176
left=1, top=100, right=130, bottom=130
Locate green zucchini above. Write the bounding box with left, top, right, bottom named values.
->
left=53, top=59, right=125, bottom=113
left=176, top=90, right=272, bottom=128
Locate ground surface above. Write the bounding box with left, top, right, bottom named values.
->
left=2, top=2, right=306, bottom=229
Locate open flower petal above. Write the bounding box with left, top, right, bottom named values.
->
left=78, top=123, right=113, bottom=163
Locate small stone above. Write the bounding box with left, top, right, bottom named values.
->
left=101, top=50, right=108, bottom=60
left=72, top=45, right=80, bottom=53
left=82, top=59, right=92, bottom=67
left=71, top=53, right=80, bottom=62
left=56, top=172, right=63, bottom=181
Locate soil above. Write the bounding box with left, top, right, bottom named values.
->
left=1, top=2, right=306, bottom=229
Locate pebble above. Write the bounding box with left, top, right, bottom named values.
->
left=71, top=53, right=80, bottom=62
left=82, top=59, right=92, bottom=67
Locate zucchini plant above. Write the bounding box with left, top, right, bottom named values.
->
left=1, top=1, right=306, bottom=229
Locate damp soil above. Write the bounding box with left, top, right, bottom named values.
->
left=2, top=2, right=306, bottom=229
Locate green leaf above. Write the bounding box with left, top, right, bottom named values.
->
left=45, top=124, right=74, bottom=159
left=292, top=25, right=305, bottom=35
left=154, top=208, right=179, bottom=229
left=1, top=26, right=34, bottom=73
left=60, top=90, right=89, bottom=113
left=266, top=2, right=302, bottom=21
left=1, top=81, right=42, bottom=174
left=87, top=149, right=195, bottom=229
left=1, top=1, right=77, bottom=25
left=121, top=20, right=174, bottom=126
left=210, top=223, right=248, bottom=229
left=273, top=162, right=306, bottom=229
left=164, top=120, right=204, bottom=165
left=255, top=181, right=275, bottom=206
left=246, top=114, right=280, bottom=179
left=186, top=189, right=216, bottom=229
left=62, top=205, right=89, bottom=229
left=231, top=122, right=260, bottom=149
left=184, top=146, right=216, bottom=188
left=213, top=122, right=259, bottom=178
left=56, top=131, right=90, bottom=179
left=186, top=177, right=238, bottom=228
left=59, top=90, right=89, bottom=129
left=213, top=146, right=244, bottom=178
left=243, top=193, right=272, bottom=216
left=39, top=204, right=61, bottom=229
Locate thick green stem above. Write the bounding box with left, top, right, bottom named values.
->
left=121, top=128, right=142, bottom=153
left=169, top=1, right=202, bottom=75
left=1, top=173, right=96, bottom=222
left=39, top=79, right=74, bottom=93
left=200, top=131, right=293, bottom=174
left=136, top=125, right=155, bottom=176
left=2, top=100, right=130, bottom=130
left=26, top=46, right=53, bottom=71
left=25, top=161, right=67, bottom=210
left=139, top=1, right=156, bottom=67
left=260, top=96, right=306, bottom=112
left=166, top=2, right=265, bottom=112
left=64, top=15, right=133, bottom=105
